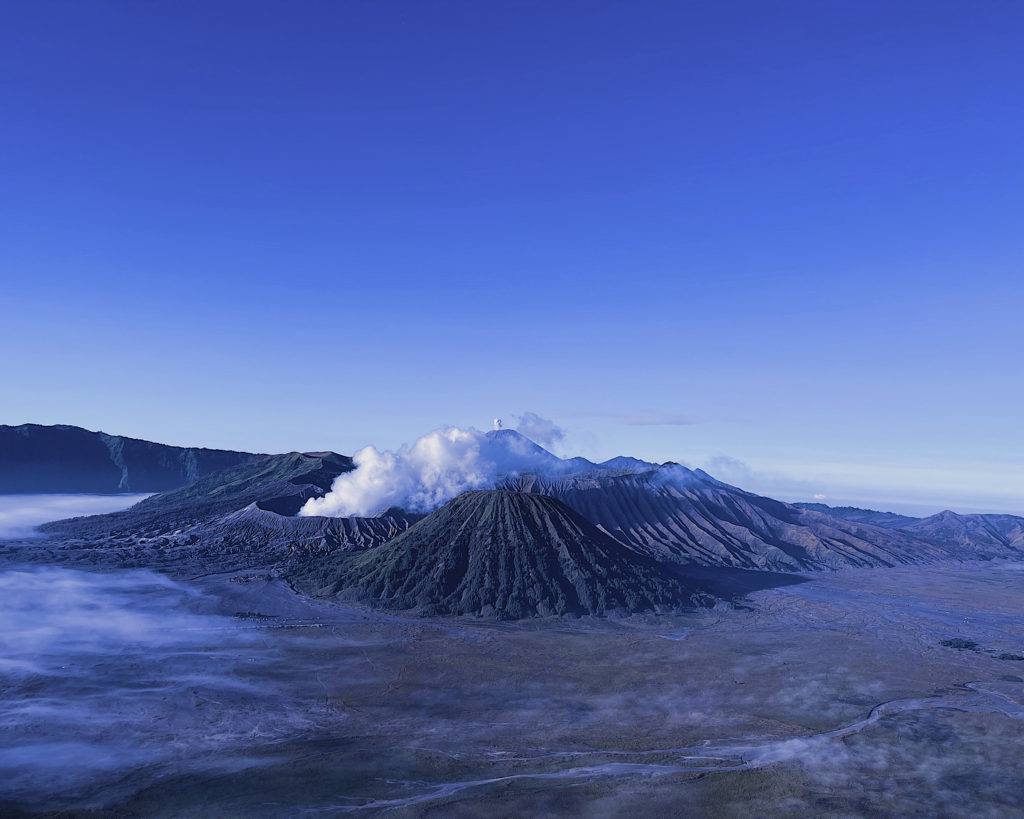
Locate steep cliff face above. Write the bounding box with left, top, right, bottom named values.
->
left=292, top=490, right=703, bottom=618
left=0, top=424, right=257, bottom=493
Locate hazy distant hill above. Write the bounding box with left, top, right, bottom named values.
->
left=598, top=455, right=659, bottom=470
left=793, top=502, right=920, bottom=528
left=481, top=429, right=654, bottom=475
left=901, top=510, right=1024, bottom=556
left=795, top=502, right=1024, bottom=559
left=0, top=423, right=258, bottom=493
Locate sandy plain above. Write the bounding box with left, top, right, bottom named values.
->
left=1, top=557, right=1022, bottom=816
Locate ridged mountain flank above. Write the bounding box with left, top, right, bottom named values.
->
left=290, top=490, right=703, bottom=619
left=509, top=465, right=955, bottom=570
left=42, top=451, right=355, bottom=538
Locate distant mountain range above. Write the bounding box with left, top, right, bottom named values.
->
left=0, top=424, right=655, bottom=496
left=480, top=428, right=658, bottom=474
left=10, top=424, right=1024, bottom=617
left=0, top=424, right=258, bottom=493
left=509, top=468, right=955, bottom=571
left=793, top=502, right=920, bottom=528
left=797, top=502, right=1024, bottom=558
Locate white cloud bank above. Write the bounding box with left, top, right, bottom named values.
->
left=0, top=494, right=150, bottom=539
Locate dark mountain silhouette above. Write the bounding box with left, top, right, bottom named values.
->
left=0, top=423, right=257, bottom=493
left=291, top=490, right=705, bottom=618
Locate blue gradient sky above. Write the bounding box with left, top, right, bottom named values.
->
left=2, top=1, right=1022, bottom=514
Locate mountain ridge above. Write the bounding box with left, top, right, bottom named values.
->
left=0, top=423, right=260, bottom=494
left=12, top=425, right=1024, bottom=605
left=507, top=466, right=997, bottom=570
left=41, top=450, right=355, bottom=537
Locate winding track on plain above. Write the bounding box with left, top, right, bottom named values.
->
left=300, top=680, right=1024, bottom=813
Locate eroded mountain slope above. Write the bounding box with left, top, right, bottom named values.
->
left=510, top=466, right=954, bottom=571
left=291, top=490, right=706, bottom=618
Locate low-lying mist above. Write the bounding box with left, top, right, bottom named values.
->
left=0, top=566, right=331, bottom=809
left=0, top=493, right=150, bottom=539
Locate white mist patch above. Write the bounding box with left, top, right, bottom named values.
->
left=300, top=426, right=562, bottom=518
left=0, top=494, right=150, bottom=539
left=513, top=411, right=565, bottom=449
left=0, top=566, right=327, bottom=808
left=0, top=567, right=214, bottom=671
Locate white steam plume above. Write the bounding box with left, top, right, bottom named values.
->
left=513, top=411, right=565, bottom=448
left=299, top=424, right=563, bottom=518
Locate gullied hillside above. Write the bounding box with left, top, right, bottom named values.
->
left=42, top=451, right=354, bottom=537
left=34, top=451, right=420, bottom=573
left=509, top=466, right=954, bottom=571
left=0, top=423, right=257, bottom=493
left=795, top=503, right=1024, bottom=560
left=901, top=510, right=1024, bottom=557
left=291, top=490, right=704, bottom=618
left=194, top=502, right=417, bottom=557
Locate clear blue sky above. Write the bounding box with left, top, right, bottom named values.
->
left=2, top=1, right=1022, bottom=514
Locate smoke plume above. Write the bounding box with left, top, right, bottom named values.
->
left=513, top=412, right=565, bottom=448
left=300, top=424, right=563, bottom=518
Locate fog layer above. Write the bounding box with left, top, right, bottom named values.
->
left=0, top=494, right=150, bottom=539
left=0, top=566, right=328, bottom=809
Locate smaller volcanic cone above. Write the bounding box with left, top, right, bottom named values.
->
left=291, top=490, right=701, bottom=618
